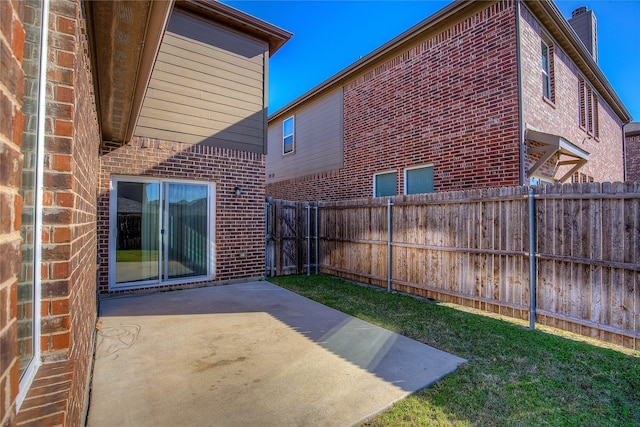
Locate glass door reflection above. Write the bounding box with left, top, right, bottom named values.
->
left=115, top=182, right=160, bottom=284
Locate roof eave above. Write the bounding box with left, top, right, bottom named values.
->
left=177, top=0, right=292, bottom=56
left=269, top=0, right=473, bottom=122
left=269, top=0, right=632, bottom=125
left=529, top=0, right=631, bottom=123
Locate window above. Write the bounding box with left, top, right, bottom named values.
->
left=572, top=172, right=594, bottom=183
left=109, top=177, right=215, bottom=290
left=283, top=116, right=294, bottom=155
left=405, top=165, right=434, bottom=195
left=374, top=171, right=396, bottom=197
left=541, top=40, right=553, bottom=100
left=579, top=77, right=599, bottom=138
left=529, top=176, right=554, bottom=186
left=18, top=0, right=47, bottom=406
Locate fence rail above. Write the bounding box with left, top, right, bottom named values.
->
left=268, top=182, right=640, bottom=350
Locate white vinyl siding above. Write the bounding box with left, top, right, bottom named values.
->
left=283, top=116, right=294, bottom=154
left=135, top=11, right=268, bottom=153
left=266, top=89, right=343, bottom=183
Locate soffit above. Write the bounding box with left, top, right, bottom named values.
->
left=85, top=0, right=174, bottom=148
left=85, top=0, right=291, bottom=149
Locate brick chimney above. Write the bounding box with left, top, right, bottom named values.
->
left=568, top=6, right=598, bottom=62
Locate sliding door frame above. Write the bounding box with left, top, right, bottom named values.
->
left=108, top=175, right=215, bottom=291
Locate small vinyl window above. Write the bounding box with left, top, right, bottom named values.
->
left=374, top=171, right=397, bottom=197
left=283, top=116, right=294, bottom=155
left=405, top=165, right=434, bottom=195
left=541, top=40, right=552, bottom=100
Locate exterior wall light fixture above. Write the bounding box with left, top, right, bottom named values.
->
left=234, top=186, right=243, bottom=196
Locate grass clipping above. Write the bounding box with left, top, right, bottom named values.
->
left=269, top=274, right=640, bottom=427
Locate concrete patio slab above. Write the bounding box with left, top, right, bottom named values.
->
left=87, top=281, right=465, bottom=426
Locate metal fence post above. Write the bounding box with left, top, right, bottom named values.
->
left=387, top=198, right=393, bottom=292
left=314, top=203, right=319, bottom=275
left=308, top=203, right=311, bottom=276
left=528, top=187, right=537, bottom=330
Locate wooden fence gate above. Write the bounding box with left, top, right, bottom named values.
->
left=265, top=199, right=318, bottom=276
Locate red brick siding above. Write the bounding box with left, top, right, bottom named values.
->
left=519, top=4, right=624, bottom=182
left=98, top=138, right=266, bottom=294
left=1, top=0, right=26, bottom=424
left=627, top=133, right=640, bottom=181
left=267, top=1, right=521, bottom=201
left=15, top=0, right=100, bottom=424
left=64, top=1, right=100, bottom=423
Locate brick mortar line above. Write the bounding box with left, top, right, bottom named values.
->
left=0, top=318, right=17, bottom=337
left=0, top=183, right=23, bottom=194
left=0, top=231, right=22, bottom=245
left=0, top=128, right=23, bottom=152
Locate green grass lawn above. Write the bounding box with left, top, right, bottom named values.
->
left=115, top=249, right=158, bottom=263
left=268, top=274, right=640, bottom=427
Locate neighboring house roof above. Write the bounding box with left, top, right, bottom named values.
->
left=625, top=122, right=640, bottom=137
left=268, top=0, right=631, bottom=124
left=117, top=197, right=143, bottom=214
left=85, top=0, right=292, bottom=147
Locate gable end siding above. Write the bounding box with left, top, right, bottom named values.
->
left=135, top=10, right=268, bottom=154
left=267, top=88, right=344, bottom=183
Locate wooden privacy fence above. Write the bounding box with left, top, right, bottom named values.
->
left=268, top=182, right=640, bottom=350
left=265, top=198, right=318, bottom=276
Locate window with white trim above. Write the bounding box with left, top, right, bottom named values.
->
left=541, top=40, right=553, bottom=101
left=283, top=116, right=294, bottom=155
left=404, top=165, right=434, bottom=195
left=579, top=77, right=599, bottom=138
left=374, top=171, right=396, bottom=197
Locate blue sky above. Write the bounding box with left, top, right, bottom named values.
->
left=227, top=1, right=640, bottom=122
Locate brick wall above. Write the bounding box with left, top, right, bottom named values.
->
left=519, top=4, right=624, bottom=182
left=58, top=1, right=100, bottom=423
left=98, top=138, right=266, bottom=293
left=267, top=1, right=521, bottom=201
left=1, top=0, right=26, bottom=424
left=626, top=131, right=640, bottom=181
left=8, top=0, right=101, bottom=424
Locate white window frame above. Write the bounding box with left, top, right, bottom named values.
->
left=529, top=175, right=554, bottom=186
left=17, top=0, right=50, bottom=409
left=579, top=76, right=599, bottom=139
left=404, top=164, right=435, bottom=195
left=541, top=40, right=552, bottom=100
left=373, top=170, right=397, bottom=198
left=283, top=115, right=295, bottom=155
left=109, top=176, right=216, bottom=291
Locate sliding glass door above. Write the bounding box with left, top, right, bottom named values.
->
left=165, top=183, right=209, bottom=280
left=110, top=178, right=214, bottom=289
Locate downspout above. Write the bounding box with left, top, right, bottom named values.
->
left=264, top=199, right=269, bottom=279
left=515, top=0, right=526, bottom=185
left=622, top=123, right=627, bottom=181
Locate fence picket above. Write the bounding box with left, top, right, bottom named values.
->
left=268, top=182, right=640, bottom=349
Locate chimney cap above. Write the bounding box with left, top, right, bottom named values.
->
left=572, top=6, right=589, bottom=17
